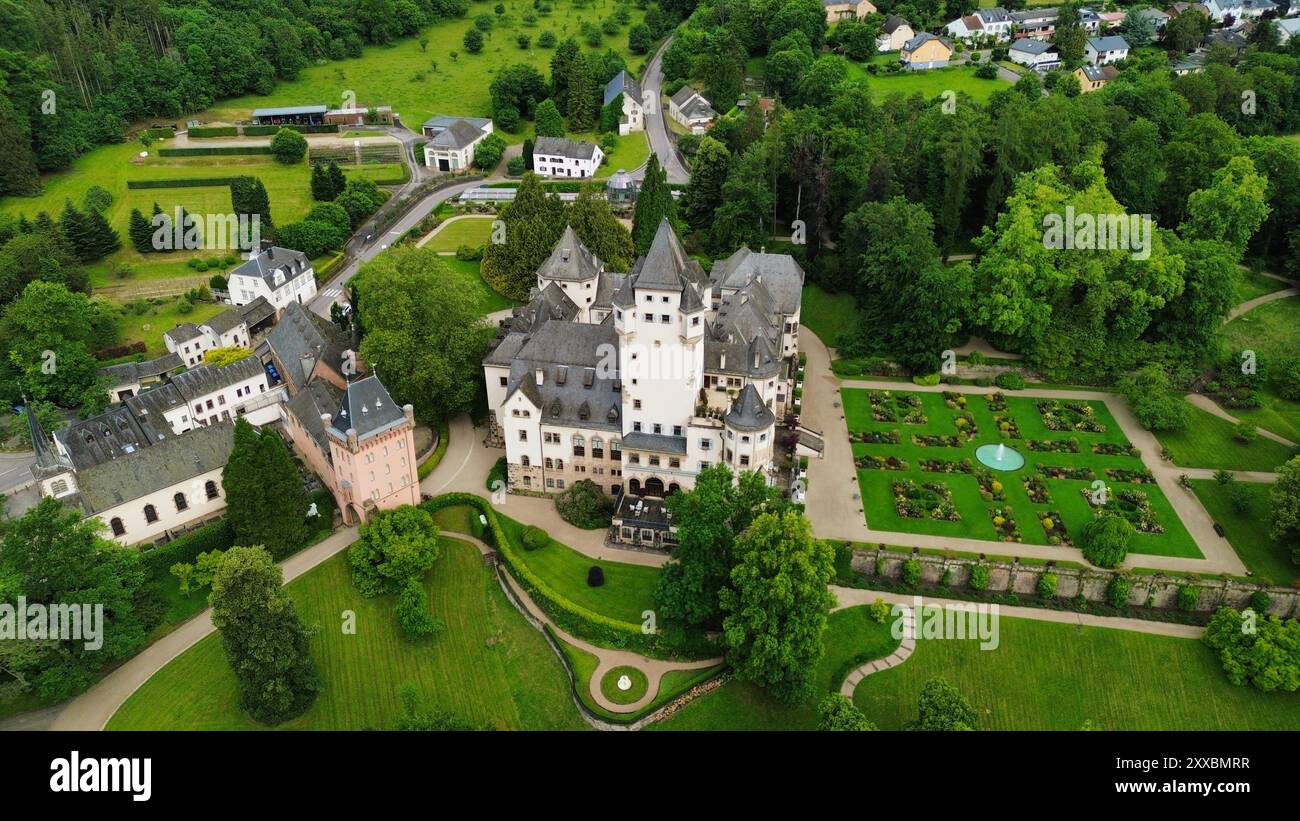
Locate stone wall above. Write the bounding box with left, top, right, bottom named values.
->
left=851, top=547, right=1300, bottom=618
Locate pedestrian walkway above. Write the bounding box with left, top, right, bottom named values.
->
left=1185, top=393, right=1296, bottom=448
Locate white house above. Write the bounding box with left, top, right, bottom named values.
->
left=126, top=356, right=281, bottom=435
left=98, top=353, right=183, bottom=404
left=668, top=86, right=718, bottom=134
left=877, top=15, right=916, bottom=51
left=532, top=136, right=604, bottom=178
left=603, top=71, right=645, bottom=136
left=1136, top=7, right=1171, bottom=33
left=1009, top=38, right=1061, bottom=71
left=228, top=245, right=317, bottom=313
left=1203, top=0, right=1241, bottom=20
left=945, top=7, right=1013, bottom=42
left=1085, top=35, right=1130, bottom=64
left=164, top=307, right=251, bottom=367
left=420, top=115, right=493, bottom=172
left=1278, top=17, right=1300, bottom=42
left=1237, top=0, right=1279, bottom=19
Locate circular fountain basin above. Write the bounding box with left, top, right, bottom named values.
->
left=617, top=675, right=633, bottom=692
left=975, top=443, right=1025, bottom=471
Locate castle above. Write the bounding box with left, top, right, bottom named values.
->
left=483, top=219, right=805, bottom=548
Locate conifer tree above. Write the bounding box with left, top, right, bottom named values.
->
left=129, top=208, right=153, bottom=253
left=59, top=200, right=96, bottom=262
left=221, top=419, right=309, bottom=559
left=566, top=58, right=596, bottom=132
left=632, top=155, right=676, bottom=254
left=327, top=162, right=346, bottom=199
left=310, top=163, right=332, bottom=201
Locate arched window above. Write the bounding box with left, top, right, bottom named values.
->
left=205, top=480, right=219, bottom=500
left=144, top=504, right=158, bottom=524
left=572, top=434, right=585, bottom=457
left=174, top=492, right=188, bottom=512
left=545, top=458, right=553, bottom=469
left=591, top=437, right=604, bottom=458
left=555, top=459, right=563, bottom=470
left=110, top=517, right=125, bottom=537
left=521, top=455, right=530, bottom=467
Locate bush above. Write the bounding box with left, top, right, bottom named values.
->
left=1203, top=606, right=1300, bottom=691
left=270, top=127, right=309, bottom=164
left=994, top=372, right=1025, bottom=390
left=1177, top=585, right=1200, bottom=612
left=507, top=155, right=527, bottom=175
left=974, top=62, right=999, bottom=79
left=139, top=519, right=236, bottom=574
left=969, top=564, right=990, bottom=591
left=1232, top=421, right=1258, bottom=443
left=555, top=479, right=615, bottom=529
left=464, top=28, right=484, bottom=53
left=869, top=597, right=890, bottom=624
left=455, top=244, right=483, bottom=261
left=521, top=525, right=549, bottom=550
left=486, top=456, right=507, bottom=492
left=1249, top=591, right=1271, bottom=612
left=473, top=133, right=507, bottom=170
left=1037, top=572, right=1058, bottom=599
left=1080, top=514, right=1132, bottom=569
left=395, top=577, right=444, bottom=641
left=538, top=29, right=557, bottom=47
left=587, top=565, right=605, bottom=587
left=1107, top=575, right=1132, bottom=608
left=902, top=558, right=922, bottom=586
left=912, top=373, right=941, bottom=386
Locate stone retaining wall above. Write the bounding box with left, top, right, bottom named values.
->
left=851, top=547, right=1300, bottom=618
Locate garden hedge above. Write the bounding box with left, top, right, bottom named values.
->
left=127, top=177, right=242, bottom=190
left=420, top=493, right=695, bottom=657
left=137, top=519, right=235, bottom=574
left=159, top=146, right=274, bottom=157
left=142, top=127, right=175, bottom=139
left=187, top=126, right=238, bottom=138
left=242, top=124, right=339, bottom=136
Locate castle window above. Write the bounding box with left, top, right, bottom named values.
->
left=144, top=505, right=158, bottom=524
left=205, top=480, right=219, bottom=500
left=572, top=435, right=585, bottom=457
left=174, top=492, right=189, bottom=512
left=50, top=479, right=69, bottom=496
left=522, top=455, right=530, bottom=467
left=110, top=518, right=126, bottom=537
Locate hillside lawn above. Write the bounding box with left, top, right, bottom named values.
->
left=107, top=539, right=585, bottom=730
left=1156, top=402, right=1296, bottom=473
left=800, top=283, right=859, bottom=350
left=118, top=298, right=227, bottom=357
left=195, top=0, right=649, bottom=145
left=426, top=215, right=495, bottom=252
left=847, top=61, right=1011, bottom=103
left=843, top=388, right=1202, bottom=557
left=1219, top=294, right=1300, bottom=443
left=1234, top=269, right=1291, bottom=304
left=1190, top=479, right=1298, bottom=586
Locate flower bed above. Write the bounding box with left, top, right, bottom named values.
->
left=1025, top=438, right=1079, bottom=453
left=1021, top=475, right=1053, bottom=504
left=850, top=429, right=901, bottom=444
left=1092, top=442, right=1139, bottom=457
left=912, top=433, right=966, bottom=448
left=1036, top=399, right=1106, bottom=433
left=942, top=391, right=969, bottom=409
left=985, top=391, right=1008, bottom=412
left=892, top=479, right=960, bottom=521
left=974, top=468, right=1007, bottom=502
left=1039, top=511, right=1072, bottom=545
left=993, top=414, right=1022, bottom=439
left=1037, top=464, right=1096, bottom=480
left=1105, top=467, right=1155, bottom=484
left=988, top=505, right=1022, bottom=542
left=856, top=454, right=910, bottom=471
left=1092, top=488, right=1165, bottom=534
left=953, top=411, right=979, bottom=439
left=870, top=391, right=927, bottom=424
left=919, top=457, right=974, bottom=473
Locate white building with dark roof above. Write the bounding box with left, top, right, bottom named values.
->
left=483, top=219, right=806, bottom=549
left=945, top=7, right=1013, bottom=41
left=532, top=136, right=605, bottom=178
left=668, top=86, right=718, bottom=134
left=163, top=307, right=252, bottom=367
left=228, top=245, right=317, bottom=313
left=1085, top=35, right=1130, bottom=65
left=420, top=115, right=494, bottom=172
left=604, top=71, right=645, bottom=135
left=1010, top=37, right=1061, bottom=71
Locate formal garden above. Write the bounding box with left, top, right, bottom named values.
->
left=844, top=388, right=1201, bottom=558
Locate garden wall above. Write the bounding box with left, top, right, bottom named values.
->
left=849, top=547, right=1300, bottom=619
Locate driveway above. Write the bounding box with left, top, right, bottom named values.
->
left=634, top=37, right=690, bottom=185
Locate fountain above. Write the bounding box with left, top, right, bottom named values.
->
left=975, top=441, right=1025, bottom=471
left=616, top=675, right=632, bottom=692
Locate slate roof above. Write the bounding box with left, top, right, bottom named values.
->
left=286, top=379, right=345, bottom=457
left=1087, top=35, right=1130, bottom=52
left=976, top=7, right=1011, bottom=22
left=538, top=226, right=602, bottom=281
left=503, top=321, right=622, bottom=431
left=882, top=14, right=911, bottom=33
left=164, top=323, right=204, bottom=346
left=1011, top=38, right=1057, bottom=55
left=74, top=422, right=234, bottom=514
left=622, top=431, right=688, bottom=454
left=125, top=383, right=188, bottom=422
left=203, top=308, right=245, bottom=336
left=327, top=375, right=407, bottom=443
left=422, top=114, right=493, bottom=132
left=533, top=136, right=599, bottom=160
left=97, top=353, right=183, bottom=385
left=169, top=356, right=264, bottom=401
left=592, top=272, right=629, bottom=311
left=903, top=32, right=951, bottom=52
left=604, top=70, right=643, bottom=107
left=1079, top=64, right=1108, bottom=81
left=52, top=405, right=174, bottom=472
left=253, top=105, right=326, bottom=117
left=724, top=384, right=775, bottom=432
left=669, top=86, right=717, bottom=121
left=267, top=301, right=353, bottom=393
left=614, top=220, right=710, bottom=313
left=429, top=118, right=487, bottom=150
left=709, top=247, right=805, bottom=317
left=239, top=296, right=276, bottom=328
left=230, top=246, right=311, bottom=291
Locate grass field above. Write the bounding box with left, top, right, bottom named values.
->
left=108, top=539, right=585, bottom=730
left=425, top=215, right=495, bottom=252
left=844, top=388, right=1201, bottom=557
left=1190, top=479, right=1297, bottom=585
left=800, top=283, right=858, bottom=350
left=118, top=298, right=227, bottom=356
left=847, top=61, right=1011, bottom=103
left=854, top=616, right=1300, bottom=730
left=553, top=633, right=721, bottom=721
left=1234, top=270, right=1291, bottom=304
left=1156, top=403, right=1296, bottom=473
left=1219, top=294, right=1300, bottom=443
left=197, top=0, right=648, bottom=143
left=651, top=605, right=899, bottom=730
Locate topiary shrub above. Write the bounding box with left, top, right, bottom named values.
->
left=522, top=525, right=549, bottom=551
left=1080, top=514, right=1133, bottom=569
left=395, top=576, right=444, bottom=641
left=555, top=479, right=615, bottom=529
left=1107, top=575, right=1132, bottom=609
left=587, top=565, right=605, bottom=587
left=902, top=558, right=922, bottom=586
left=1248, top=591, right=1271, bottom=613
left=994, top=372, right=1026, bottom=390
left=1177, top=585, right=1200, bottom=612
left=1037, top=572, right=1058, bottom=599
left=912, top=373, right=941, bottom=386
left=969, top=564, right=990, bottom=591
left=869, top=597, right=890, bottom=624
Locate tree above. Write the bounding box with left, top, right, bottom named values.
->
left=355, top=247, right=491, bottom=421
left=270, top=127, right=308, bottom=164
left=549, top=37, right=582, bottom=111
left=327, top=162, right=347, bottom=199
left=1107, top=118, right=1165, bottom=215
left=221, top=418, right=310, bottom=559
left=395, top=576, right=444, bottom=640
left=0, top=93, right=39, bottom=196
left=909, top=678, right=978, bottom=730
left=394, top=684, right=478, bottom=729
left=719, top=510, right=835, bottom=703
left=1123, top=8, right=1156, bottom=47
left=681, top=136, right=731, bottom=230
left=0, top=498, right=153, bottom=701
left=1270, top=457, right=1300, bottom=565
left=204, top=346, right=253, bottom=367
left=473, top=133, right=507, bottom=170
left=631, top=155, right=676, bottom=254
left=128, top=208, right=153, bottom=253
left=334, top=178, right=387, bottom=229
left=566, top=186, right=635, bottom=270
left=59, top=200, right=95, bottom=263
left=481, top=172, right=567, bottom=299
left=463, top=27, right=484, bottom=53
left=347, top=505, right=443, bottom=597
left=534, top=98, right=565, bottom=138
left=817, top=694, right=878, bottom=731
left=310, top=164, right=334, bottom=201
left=565, top=55, right=596, bottom=132
left=209, top=546, right=320, bottom=724
left=1080, top=513, right=1133, bottom=568
left=1203, top=607, right=1300, bottom=691
left=1182, top=155, right=1270, bottom=258
left=628, top=22, right=653, bottom=54
left=230, top=176, right=273, bottom=235
left=1163, top=8, right=1208, bottom=53
left=554, top=479, right=616, bottom=528
left=1052, top=1, right=1088, bottom=64
left=1118, top=364, right=1192, bottom=431
left=711, top=142, right=774, bottom=252
left=83, top=185, right=113, bottom=214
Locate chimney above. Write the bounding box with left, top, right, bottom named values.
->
left=720, top=352, right=726, bottom=369
left=403, top=403, right=414, bottom=425
left=535, top=367, right=544, bottom=384
left=321, top=412, right=332, bottom=429
left=347, top=427, right=358, bottom=450
left=754, top=351, right=760, bottom=369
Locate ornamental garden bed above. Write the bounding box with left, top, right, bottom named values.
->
left=1105, top=467, right=1155, bottom=484
left=1025, top=438, right=1079, bottom=453
left=1038, top=511, right=1072, bottom=546
left=993, top=414, right=1022, bottom=439
left=1083, top=487, right=1165, bottom=535
left=1093, top=442, right=1139, bottom=457
left=1037, top=464, right=1095, bottom=480
left=988, top=505, right=1022, bottom=542
left=1036, top=399, right=1106, bottom=433
left=869, top=391, right=927, bottom=424
left=850, top=429, right=901, bottom=444
left=892, top=479, right=960, bottom=521
left=856, top=453, right=910, bottom=470
left=919, top=457, right=974, bottom=473
left=985, top=391, right=1008, bottom=412
left=1022, top=475, right=1053, bottom=504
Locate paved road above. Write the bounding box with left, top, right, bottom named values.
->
left=634, top=37, right=690, bottom=185
left=0, top=451, right=35, bottom=493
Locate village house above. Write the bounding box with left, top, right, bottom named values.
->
left=98, top=353, right=183, bottom=404
left=1278, top=17, right=1300, bottom=42
left=1075, top=63, right=1119, bottom=93
left=822, top=0, right=877, bottom=22
left=1009, top=37, right=1061, bottom=71
left=1085, top=34, right=1130, bottom=64
left=420, top=115, right=494, bottom=172
left=604, top=71, right=645, bottom=135
left=227, top=245, right=317, bottom=313
left=164, top=307, right=252, bottom=367
left=945, top=7, right=1014, bottom=42
left=532, top=136, right=605, bottom=178
left=900, top=32, right=953, bottom=69
left=668, top=86, right=718, bottom=134
left=877, top=16, right=917, bottom=51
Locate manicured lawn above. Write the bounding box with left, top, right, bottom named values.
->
left=445, top=257, right=516, bottom=315
left=197, top=0, right=648, bottom=144
left=601, top=665, right=648, bottom=705
left=1219, top=294, right=1300, bottom=444
left=1190, top=479, right=1297, bottom=586
left=553, top=633, right=721, bottom=722
left=497, top=513, right=659, bottom=624
left=847, top=61, right=1011, bottom=103
left=108, top=539, right=585, bottom=730
left=799, top=283, right=858, bottom=349
left=1230, top=393, right=1300, bottom=446
left=651, top=605, right=899, bottom=730
left=118, top=298, right=227, bottom=356
left=1156, top=403, right=1295, bottom=473
left=844, top=388, right=1201, bottom=557
left=855, top=616, right=1300, bottom=730
left=1234, top=269, right=1291, bottom=304
left=425, top=216, right=495, bottom=252
left=595, top=132, right=650, bottom=175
